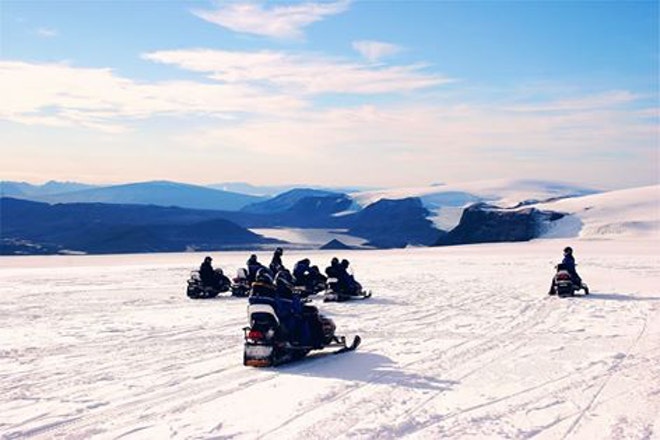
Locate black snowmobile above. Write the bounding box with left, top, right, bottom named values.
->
left=323, top=276, right=372, bottom=302
left=549, top=263, right=589, bottom=297
left=186, top=269, right=231, bottom=299
left=243, top=282, right=360, bottom=367
left=292, top=278, right=327, bottom=298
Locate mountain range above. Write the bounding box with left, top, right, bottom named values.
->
left=2, top=178, right=656, bottom=255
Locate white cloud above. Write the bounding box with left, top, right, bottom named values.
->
left=36, top=27, right=58, bottom=38
left=193, top=0, right=350, bottom=39
left=0, top=61, right=305, bottom=132
left=178, top=97, right=656, bottom=172
left=143, top=49, right=452, bottom=94
left=352, top=40, right=402, bottom=62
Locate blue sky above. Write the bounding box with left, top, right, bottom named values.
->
left=1, top=0, right=658, bottom=189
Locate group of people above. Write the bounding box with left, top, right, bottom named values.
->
left=198, top=247, right=363, bottom=296
left=200, top=245, right=583, bottom=297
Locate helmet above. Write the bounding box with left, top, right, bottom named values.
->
left=563, top=246, right=573, bottom=254
left=331, top=257, right=339, bottom=265
left=275, top=247, right=283, bottom=255
left=274, top=269, right=293, bottom=288
left=341, top=259, right=350, bottom=268
left=256, top=267, right=273, bottom=284
left=204, top=256, right=212, bottom=262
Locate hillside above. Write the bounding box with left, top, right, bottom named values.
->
left=0, top=198, right=278, bottom=254
left=9, top=180, right=264, bottom=211
left=533, top=185, right=660, bottom=239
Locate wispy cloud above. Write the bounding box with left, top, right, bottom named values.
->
left=143, top=49, right=451, bottom=94
left=177, top=98, right=656, bottom=180
left=0, top=61, right=305, bottom=132
left=193, top=0, right=350, bottom=39
left=352, top=40, right=402, bottom=62
left=36, top=27, right=58, bottom=38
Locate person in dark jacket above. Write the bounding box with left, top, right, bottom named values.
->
left=325, top=257, right=340, bottom=278
left=549, top=246, right=585, bottom=294
left=269, top=247, right=285, bottom=274
left=293, top=258, right=311, bottom=286
left=247, top=254, right=267, bottom=283
left=339, top=259, right=362, bottom=295
left=199, top=256, right=229, bottom=289
left=274, top=269, right=295, bottom=300
left=560, top=247, right=582, bottom=285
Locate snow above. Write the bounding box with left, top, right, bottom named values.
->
left=534, top=185, right=660, bottom=239
left=1, top=235, right=659, bottom=439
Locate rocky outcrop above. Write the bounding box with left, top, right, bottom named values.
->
left=348, top=197, right=446, bottom=248
left=435, top=203, right=564, bottom=246
left=319, top=239, right=352, bottom=250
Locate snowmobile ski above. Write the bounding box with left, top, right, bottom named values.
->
left=334, top=335, right=361, bottom=354
left=323, top=290, right=372, bottom=302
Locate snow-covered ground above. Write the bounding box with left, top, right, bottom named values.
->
left=1, top=235, right=659, bottom=439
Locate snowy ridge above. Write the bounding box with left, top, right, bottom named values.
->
left=350, top=178, right=598, bottom=231
left=534, top=185, right=660, bottom=239
left=350, top=178, right=598, bottom=209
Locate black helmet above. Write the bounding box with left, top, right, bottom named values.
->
left=274, top=269, right=293, bottom=287
left=563, top=246, right=573, bottom=254
left=341, top=259, right=349, bottom=268
left=331, top=257, right=339, bottom=265
left=204, top=256, right=212, bottom=262
left=275, top=247, right=283, bottom=255
left=256, top=267, right=273, bottom=284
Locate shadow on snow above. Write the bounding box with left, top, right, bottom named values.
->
left=279, top=351, right=458, bottom=392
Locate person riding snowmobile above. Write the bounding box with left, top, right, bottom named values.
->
left=269, top=247, right=285, bottom=274
left=250, top=267, right=276, bottom=298
left=247, top=254, right=269, bottom=284
left=338, top=259, right=362, bottom=295
left=274, top=269, right=295, bottom=300
left=199, top=256, right=229, bottom=290
left=549, top=246, right=588, bottom=294
left=293, top=258, right=311, bottom=285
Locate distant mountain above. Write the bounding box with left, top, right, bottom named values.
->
left=207, top=182, right=296, bottom=197
left=210, top=182, right=380, bottom=197
left=30, top=181, right=265, bottom=211
left=319, top=239, right=352, bottom=250
left=1, top=181, right=98, bottom=197
left=0, top=198, right=279, bottom=255
left=241, top=188, right=345, bottom=214
left=347, top=197, right=445, bottom=248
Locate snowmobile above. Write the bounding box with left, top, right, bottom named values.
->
left=549, top=264, right=589, bottom=297
left=292, top=279, right=327, bottom=298
left=230, top=268, right=251, bottom=298
left=323, top=277, right=372, bottom=302
left=243, top=288, right=361, bottom=367
left=186, top=270, right=231, bottom=299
